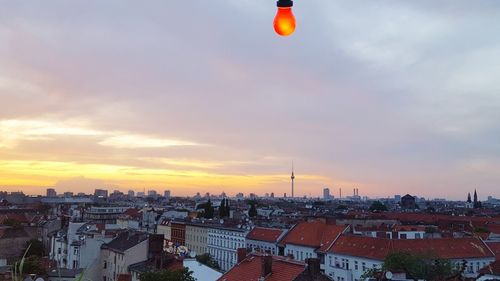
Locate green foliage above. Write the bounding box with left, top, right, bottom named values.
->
left=475, top=226, right=489, bottom=233
left=380, top=251, right=456, bottom=281
left=203, top=199, right=214, bottom=219
left=139, top=268, right=196, bottom=281
left=248, top=201, right=257, bottom=218
left=15, top=256, right=47, bottom=276
left=3, top=218, right=21, bottom=227
left=218, top=198, right=230, bottom=218
left=425, top=226, right=437, bottom=233
left=196, top=253, right=221, bottom=270
left=22, top=239, right=45, bottom=257
left=369, top=201, right=388, bottom=212
left=12, top=244, right=30, bottom=281
left=335, top=205, right=347, bottom=210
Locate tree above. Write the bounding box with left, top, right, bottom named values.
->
left=224, top=199, right=230, bottom=217
left=196, top=253, right=220, bottom=270
left=139, top=268, right=196, bottom=281
left=218, top=199, right=226, bottom=218
left=204, top=199, right=214, bottom=219
left=369, top=201, right=388, bottom=212
left=22, top=239, right=45, bottom=257
left=248, top=201, right=257, bottom=218
left=15, top=255, right=47, bottom=276
left=363, top=251, right=457, bottom=281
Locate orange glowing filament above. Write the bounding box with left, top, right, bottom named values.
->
left=274, top=7, right=296, bottom=36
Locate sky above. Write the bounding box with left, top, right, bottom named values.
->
left=1, top=1, right=499, bottom=199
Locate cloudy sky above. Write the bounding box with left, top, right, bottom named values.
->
left=1, top=0, right=499, bottom=199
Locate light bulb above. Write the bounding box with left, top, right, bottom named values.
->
left=274, top=1, right=296, bottom=36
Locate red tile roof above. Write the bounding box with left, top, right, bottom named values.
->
left=486, top=242, right=500, bottom=260
left=247, top=227, right=284, bottom=243
left=330, top=235, right=392, bottom=260
left=479, top=259, right=500, bottom=275
left=329, top=235, right=495, bottom=261
left=393, top=238, right=493, bottom=259
left=217, top=253, right=305, bottom=281
left=279, top=220, right=347, bottom=251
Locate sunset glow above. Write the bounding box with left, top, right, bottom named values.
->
left=1, top=1, right=499, bottom=199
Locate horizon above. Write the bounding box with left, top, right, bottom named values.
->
left=1, top=1, right=500, bottom=200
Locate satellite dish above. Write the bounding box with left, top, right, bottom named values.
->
left=35, top=278, right=45, bottom=281
left=385, top=271, right=393, bottom=279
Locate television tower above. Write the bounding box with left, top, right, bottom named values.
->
left=291, top=161, right=295, bottom=198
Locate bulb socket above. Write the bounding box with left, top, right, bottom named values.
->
left=277, top=0, right=293, bottom=8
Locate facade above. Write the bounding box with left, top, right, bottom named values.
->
left=185, top=223, right=208, bottom=255
left=47, top=188, right=57, bottom=197
left=94, top=189, right=108, bottom=198
left=400, top=194, right=416, bottom=209
left=246, top=227, right=285, bottom=255
left=100, top=231, right=149, bottom=281
left=156, top=219, right=172, bottom=249
left=323, top=188, right=330, bottom=201
left=325, top=235, right=496, bottom=281
left=170, top=222, right=186, bottom=246
left=207, top=226, right=248, bottom=271
left=49, top=222, right=116, bottom=281
left=85, top=206, right=130, bottom=224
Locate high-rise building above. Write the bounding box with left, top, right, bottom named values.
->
left=291, top=162, right=295, bottom=198
left=147, top=190, right=157, bottom=198
left=46, top=188, right=57, bottom=197
left=63, top=192, right=73, bottom=197
left=323, top=187, right=330, bottom=201
left=164, top=190, right=171, bottom=199
left=128, top=190, right=135, bottom=197
left=137, top=192, right=145, bottom=198
left=94, top=189, right=108, bottom=198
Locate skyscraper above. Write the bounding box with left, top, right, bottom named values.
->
left=323, top=187, right=330, bottom=201
left=46, top=188, right=56, bottom=197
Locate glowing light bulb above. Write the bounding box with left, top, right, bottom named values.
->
left=274, top=0, right=296, bottom=36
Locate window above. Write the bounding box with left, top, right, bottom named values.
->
left=355, top=261, right=358, bottom=270
left=103, top=261, right=107, bottom=269
left=362, top=262, right=366, bottom=271
left=400, top=233, right=407, bottom=239
left=73, top=247, right=79, bottom=255
left=415, top=233, right=421, bottom=239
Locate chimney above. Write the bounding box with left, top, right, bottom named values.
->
left=261, top=255, right=273, bottom=278
left=306, top=258, right=321, bottom=277
left=237, top=248, right=247, bottom=263
left=353, top=188, right=355, bottom=196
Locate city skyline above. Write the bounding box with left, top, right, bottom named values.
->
left=1, top=1, right=500, bottom=199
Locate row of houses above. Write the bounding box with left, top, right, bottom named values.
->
left=155, top=218, right=498, bottom=280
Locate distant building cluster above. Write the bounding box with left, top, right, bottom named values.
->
left=0, top=187, right=499, bottom=281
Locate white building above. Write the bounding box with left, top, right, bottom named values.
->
left=49, top=222, right=116, bottom=281
left=324, top=235, right=496, bottom=281
left=100, top=231, right=149, bottom=281
left=207, top=225, right=248, bottom=271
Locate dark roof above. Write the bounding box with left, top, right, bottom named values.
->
left=101, top=231, right=148, bottom=253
